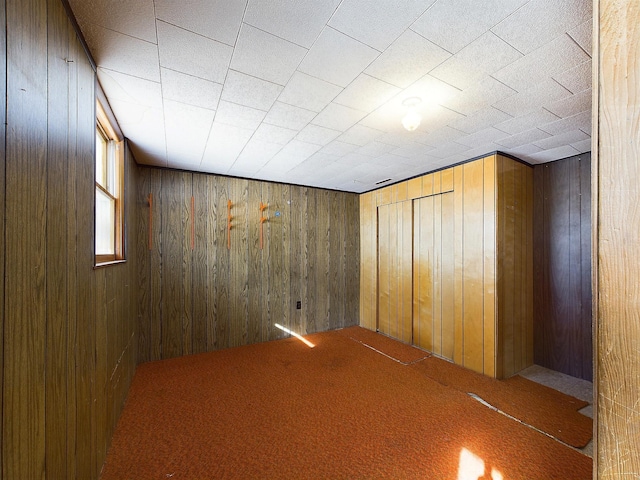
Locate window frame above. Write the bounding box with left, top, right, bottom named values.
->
left=95, top=99, right=125, bottom=266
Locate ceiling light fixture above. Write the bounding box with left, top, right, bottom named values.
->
left=402, top=97, right=422, bottom=132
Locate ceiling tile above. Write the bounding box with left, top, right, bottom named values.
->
left=298, top=27, right=380, bottom=87
left=68, top=0, right=157, bottom=44
left=391, top=142, right=434, bottom=159
left=571, top=138, right=592, bottom=153
left=503, top=143, right=543, bottom=156
left=231, top=24, right=308, bottom=85
left=333, top=74, right=401, bottom=112
left=356, top=142, right=396, bottom=157
left=109, top=101, right=167, bottom=165
left=97, top=68, right=162, bottom=109
left=493, top=108, right=560, bottom=135
left=295, top=125, right=342, bottom=146
left=492, top=79, right=572, bottom=117
left=154, top=0, right=246, bottom=46
left=527, top=145, right=581, bottom=163
left=430, top=32, right=522, bottom=90
left=424, top=142, right=470, bottom=159
left=244, top=0, right=340, bottom=48
left=365, top=30, right=450, bottom=88
left=544, top=88, right=591, bottom=118
left=320, top=141, right=360, bottom=156
left=491, top=0, right=592, bottom=55
left=448, top=107, right=513, bottom=134
left=419, top=105, right=466, bottom=132
left=163, top=100, right=216, bottom=165
left=329, top=0, right=435, bottom=51
left=456, top=127, right=509, bottom=147
left=231, top=138, right=283, bottom=174
left=81, top=23, right=160, bottom=82
left=221, top=70, right=283, bottom=110
left=553, top=60, right=592, bottom=94
left=495, top=128, right=551, bottom=149
left=157, top=21, right=232, bottom=84
left=311, top=102, right=367, bottom=131
left=264, top=102, right=317, bottom=130
left=201, top=123, right=254, bottom=172
left=215, top=101, right=266, bottom=129
left=533, top=129, right=590, bottom=150
left=253, top=123, right=298, bottom=145
left=278, top=72, right=342, bottom=112
left=410, top=0, right=528, bottom=54
left=440, top=76, right=516, bottom=115
left=261, top=140, right=322, bottom=172
left=161, top=68, right=222, bottom=110
left=335, top=152, right=372, bottom=166
left=568, top=20, right=592, bottom=57
left=538, top=110, right=591, bottom=135
left=413, top=126, right=467, bottom=147
left=492, top=34, right=590, bottom=92
left=337, top=124, right=385, bottom=146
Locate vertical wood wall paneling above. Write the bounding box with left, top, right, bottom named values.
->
left=161, top=172, right=184, bottom=359
left=400, top=201, right=413, bottom=343
left=359, top=192, right=375, bottom=330
left=533, top=155, right=592, bottom=380
left=4, top=0, right=48, bottom=476
left=136, top=169, right=151, bottom=362
left=377, top=205, right=390, bottom=336
left=150, top=169, right=163, bottom=360
left=414, top=197, right=433, bottom=351
left=45, top=0, right=70, bottom=476
left=461, top=159, right=485, bottom=374
left=328, top=191, right=342, bottom=330
left=433, top=194, right=442, bottom=355
left=192, top=174, right=209, bottom=353
left=440, top=192, right=455, bottom=361
left=75, top=40, right=98, bottom=479
left=316, top=190, right=330, bottom=334
left=182, top=173, right=194, bottom=355
left=230, top=178, right=249, bottom=348
left=346, top=194, right=360, bottom=325
left=597, top=2, right=640, bottom=475
left=216, top=178, right=230, bottom=349
left=483, top=157, right=497, bottom=378
left=206, top=174, right=219, bottom=349
left=247, top=180, right=263, bottom=344
left=453, top=165, right=464, bottom=366
left=0, top=0, right=5, bottom=475
left=305, top=189, right=317, bottom=334
left=65, top=29, right=79, bottom=479
left=500, top=156, right=516, bottom=377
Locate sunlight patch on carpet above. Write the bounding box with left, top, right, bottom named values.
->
left=274, top=323, right=315, bottom=348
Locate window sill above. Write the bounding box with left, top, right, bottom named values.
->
left=94, top=259, right=127, bottom=270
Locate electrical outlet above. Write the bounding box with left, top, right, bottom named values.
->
left=296, top=300, right=301, bottom=310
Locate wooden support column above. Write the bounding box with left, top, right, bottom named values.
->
left=595, top=0, right=640, bottom=476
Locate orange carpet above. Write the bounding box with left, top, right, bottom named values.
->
left=101, top=328, right=592, bottom=479
left=410, top=355, right=592, bottom=448
left=336, top=325, right=430, bottom=364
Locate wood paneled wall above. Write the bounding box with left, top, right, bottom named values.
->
left=136, top=167, right=360, bottom=362
left=533, top=154, right=592, bottom=381
left=596, top=1, right=640, bottom=476
left=1, top=0, right=138, bottom=478
left=360, top=154, right=533, bottom=378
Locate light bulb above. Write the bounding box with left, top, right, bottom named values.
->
left=402, top=109, right=421, bottom=131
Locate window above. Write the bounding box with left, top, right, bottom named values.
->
left=95, top=100, right=124, bottom=265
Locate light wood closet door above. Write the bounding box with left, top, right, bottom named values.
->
left=413, top=193, right=455, bottom=360
left=377, top=201, right=412, bottom=343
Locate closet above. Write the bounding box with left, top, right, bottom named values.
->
left=361, top=154, right=533, bottom=379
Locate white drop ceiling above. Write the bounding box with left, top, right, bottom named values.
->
left=68, top=0, right=592, bottom=193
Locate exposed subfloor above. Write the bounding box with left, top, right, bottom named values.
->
left=519, top=365, right=594, bottom=458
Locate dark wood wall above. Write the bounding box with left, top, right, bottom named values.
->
left=533, top=153, right=592, bottom=381
left=1, top=0, right=138, bottom=478
left=136, top=167, right=360, bottom=362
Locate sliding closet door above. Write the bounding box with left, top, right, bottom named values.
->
left=377, top=201, right=412, bottom=343
left=413, top=193, right=455, bottom=360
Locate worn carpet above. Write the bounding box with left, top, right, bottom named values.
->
left=100, top=328, right=591, bottom=479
